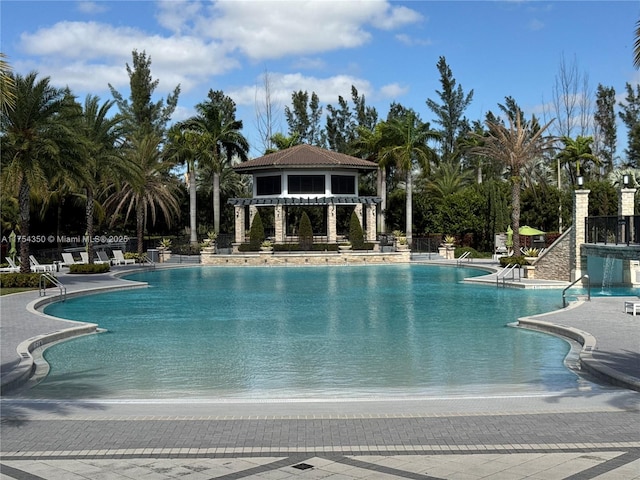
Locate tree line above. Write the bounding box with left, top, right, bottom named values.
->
left=1, top=49, right=639, bottom=272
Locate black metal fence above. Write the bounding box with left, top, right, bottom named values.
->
left=585, top=215, right=640, bottom=245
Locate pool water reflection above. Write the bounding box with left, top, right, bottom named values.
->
left=29, top=265, right=585, bottom=399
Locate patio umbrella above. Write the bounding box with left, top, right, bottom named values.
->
left=518, top=226, right=545, bottom=236
left=518, top=226, right=544, bottom=248
left=8, top=230, right=16, bottom=262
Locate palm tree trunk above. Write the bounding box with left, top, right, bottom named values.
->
left=136, top=197, right=145, bottom=257
left=188, top=169, right=198, bottom=244
left=18, top=177, right=31, bottom=273
left=213, top=172, right=221, bottom=234
left=405, top=169, right=413, bottom=246
left=86, top=188, right=95, bottom=265
left=511, top=176, right=521, bottom=252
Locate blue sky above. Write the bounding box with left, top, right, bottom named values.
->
left=2, top=1, right=639, bottom=157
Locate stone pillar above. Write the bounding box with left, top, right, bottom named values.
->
left=619, top=187, right=637, bottom=280
left=618, top=188, right=637, bottom=216
left=365, top=204, right=377, bottom=242
left=327, top=204, right=337, bottom=243
left=234, top=206, right=245, bottom=244
left=274, top=204, right=284, bottom=243
left=571, top=189, right=590, bottom=281
left=249, top=205, right=258, bottom=237
left=354, top=203, right=363, bottom=226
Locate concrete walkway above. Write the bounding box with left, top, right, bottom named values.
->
left=1, top=263, right=639, bottom=479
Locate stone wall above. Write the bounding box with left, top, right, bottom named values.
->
left=532, top=227, right=572, bottom=281
left=201, top=251, right=411, bottom=266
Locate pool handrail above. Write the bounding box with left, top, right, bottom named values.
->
left=562, top=274, right=590, bottom=308
left=39, top=272, right=66, bottom=301
left=496, top=263, right=521, bottom=287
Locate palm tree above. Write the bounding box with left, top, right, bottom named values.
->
left=350, top=124, right=387, bottom=232
left=472, top=112, right=555, bottom=250
left=104, top=133, right=180, bottom=256
left=180, top=98, right=249, bottom=233
left=378, top=113, right=439, bottom=243
left=555, top=135, right=600, bottom=185
left=81, top=95, right=138, bottom=262
left=166, top=125, right=200, bottom=244
left=0, top=53, right=16, bottom=114
left=634, top=18, right=640, bottom=69
left=0, top=72, right=82, bottom=272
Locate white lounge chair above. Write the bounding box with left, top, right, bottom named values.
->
left=1, top=257, right=20, bottom=273
left=624, top=301, right=640, bottom=316
left=61, top=252, right=80, bottom=266
left=80, top=251, right=109, bottom=265
left=96, top=251, right=111, bottom=264
left=112, top=250, right=135, bottom=265
left=29, top=255, right=55, bottom=272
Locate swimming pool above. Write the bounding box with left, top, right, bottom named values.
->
left=28, top=265, right=587, bottom=399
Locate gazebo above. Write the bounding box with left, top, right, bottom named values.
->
left=228, top=144, right=381, bottom=248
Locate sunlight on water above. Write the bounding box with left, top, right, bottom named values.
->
left=24, top=265, right=583, bottom=400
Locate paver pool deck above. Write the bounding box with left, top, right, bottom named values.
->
left=1, top=261, right=639, bottom=479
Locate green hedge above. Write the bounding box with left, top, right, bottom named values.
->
left=499, top=255, right=526, bottom=267
left=0, top=273, right=42, bottom=288
left=69, top=263, right=111, bottom=274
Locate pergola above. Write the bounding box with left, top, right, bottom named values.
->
left=228, top=144, right=381, bottom=246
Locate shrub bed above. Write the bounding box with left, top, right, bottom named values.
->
left=499, top=255, right=526, bottom=267
left=0, top=273, right=42, bottom=288
left=69, top=263, right=111, bottom=274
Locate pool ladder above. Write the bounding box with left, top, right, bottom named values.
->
left=39, top=272, right=66, bottom=301
left=496, top=263, right=521, bottom=287
left=562, top=274, right=590, bottom=308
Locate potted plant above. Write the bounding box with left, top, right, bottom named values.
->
left=260, top=239, right=274, bottom=252
left=338, top=240, right=352, bottom=251
left=443, top=235, right=455, bottom=247
left=201, top=231, right=218, bottom=256
left=523, top=247, right=540, bottom=264
left=157, top=238, right=172, bottom=263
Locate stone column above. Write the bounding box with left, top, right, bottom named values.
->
left=354, top=203, right=363, bottom=226
left=327, top=204, right=337, bottom=243
left=618, top=188, right=637, bottom=216
left=274, top=204, right=284, bottom=243
left=234, top=206, right=245, bottom=244
left=249, top=205, right=258, bottom=235
left=365, top=204, right=377, bottom=242
left=571, top=189, right=590, bottom=281
left=619, top=187, right=637, bottom=281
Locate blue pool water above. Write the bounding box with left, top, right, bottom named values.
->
left=30, top=265, right=583, bottom=399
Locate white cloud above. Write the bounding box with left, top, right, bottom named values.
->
left=228, top=72, right=373, bottom=108
left=18, top=21, right=239, bottom=95
left=395, top=34, right=433, bottom=47
left=155, top=0, right=203, bottom=34
left=528, top=18, right=545, bottom=31
left=76, top=1, right=108, bottom=15
left=198, top=0, right=422, bottom=60
left=379, top=83, right=409, bottom=100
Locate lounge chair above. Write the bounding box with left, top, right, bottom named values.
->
left=80, top=251, right=109, bottom=265
left=1, top=257, right=20, bottom=273
left=29, top=255, right=55, bottom=272
left=96, top=251, right=111, bottom=264
left=624, top=301, right=640, bottom=316
left=61, top=252, right=80, bottom=266
left=112, top=250, right=135, bottom=265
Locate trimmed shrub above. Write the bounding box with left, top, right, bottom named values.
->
left=499, top=255, right=525, bottom=267
left=298, top=211, right=313, bottom=250
left=69, top=263, right=111, bottom=274
left=349, top=211, right=365, bottom=249
left=249, top=211, right=265, bottom=251
left=0, top=273, right=42, bottom=288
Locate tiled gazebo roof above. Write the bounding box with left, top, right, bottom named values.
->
left=233, top=144, right=378, bottom=173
